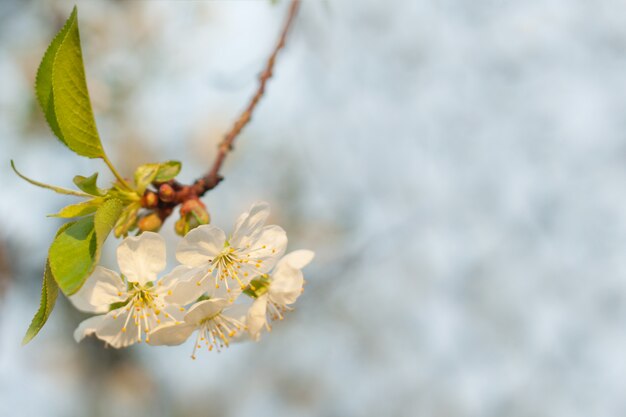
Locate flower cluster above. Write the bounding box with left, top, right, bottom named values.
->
left=71, top=201, right=313, bottom=358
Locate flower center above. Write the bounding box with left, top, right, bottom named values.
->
left=202, top=246, right=271, bottom=292
left=190, top=311, right=245, bottom=359
left=113, top=283, right=178, bottom=343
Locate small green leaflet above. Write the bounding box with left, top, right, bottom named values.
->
left=134, top=161, right=182, bottom=194
left=114, top=201, right=141, bottom=237
left=154, top=161, right=182, bottom=182
left=49, top=198, right=124, bottom=295
left=22, top=221, right=75, bottom=345
left=35, top=7, right=105, bottom=159
left=73, top=173, right=106, bottom=196
left=48, top=198, right=103, bottom=218
left=11, top=160, right=91, bottom=197
left=22, top=260, right=59, bottom=345
left=134, top=163, right=161, bottom=195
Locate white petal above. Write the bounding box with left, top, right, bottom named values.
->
left=246, top=294, right=268, bottom=341
left=277, top=250, right=315, bottom=270
left=73, top=315, right=107, bottom=343
left=159, top=265, right=209, bottom=305
left=117, top=232, right=166, bottom=285
left=239, top=225, right=288, bottom=273
left=95, top=307, right=143, bottom=349
left=269, top=265, right=304, bottom=306
left=230, top=201, right=270, bottom=248
left=70, top=267, right=126, bottom=313
left=224, top=303, right=250, bottom=323
left=184, top=298, right=231, bottom=325
left=148, top=323, right=196, bottom=346
left=176, top=225, right=225, bottom=267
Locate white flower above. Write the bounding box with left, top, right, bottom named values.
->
left=246, top=250, right=314, bottom=341
left=71, top=232, right=194, bottom=348
left=169, top=201, right=287, bottom=302
left=148, top=298, right=247, bottom=359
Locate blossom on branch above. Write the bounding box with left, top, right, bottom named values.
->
left=148, top=298, right=247, bottom=359
left=170, top=201, right=287, bottom=302
left=71, top=232, right=195, bottom=348
left=245, top=250, right=314, bottom=341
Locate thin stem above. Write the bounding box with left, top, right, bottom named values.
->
left=143, top=0, right=302, bottom=220
left=102, top=154, right=133, bottom=191
left=199, top=0, right=301, bottom=191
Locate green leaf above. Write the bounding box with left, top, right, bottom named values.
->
left=22, top=221, right=74, bottom=345
left=22, top=260, right=59, bottom=345
left=11, top=160, right=91, bottom=197
left=108, top=183, right=141, bottom=203
left=94, top=198, right=124, bottom=249
left=114, top=202, right=141, bottom=237
left=133, top=161, right=182, bottom=193
left=154, top=161, right=182, bottom=182
left=73, top=173, right=105, bottom=196
left=134, top=163, right=160, bottom=194
left=35, top=7, right=75, bottom=146
left=48, top=198, right=102, bottom=218
left=36, top=7, right=105, bottom=158
left=48, top=198, right=124, bottom=295
left=49, top=216, right=95, bottom=295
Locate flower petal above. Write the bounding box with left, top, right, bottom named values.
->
left=176, top=225, right=225, bottom=267
left=277, top=250, right=315, bottom=270
left=159, top=265, right=209, bottom=305
left=246, top=294, right=268, bottom=341
left=70, top=266, right=126, bottom=313
left=239, top=225, right=288, bottom=274
left=230, top=201, right=270, bottom=249
left=73, top=315, right=107, bottom=343
left=148, top=322, right=196, bottom=346
left=94, top=310, right=140, bottom=348
left=184, top=298, right=231, bottom=325
left=117, top=232, right=166, bottom=285
left=269, top=265, right=304, bottom=306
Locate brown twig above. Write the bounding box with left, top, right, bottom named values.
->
left=144, top=0, right=301, bottom=221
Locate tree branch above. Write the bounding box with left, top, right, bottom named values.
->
left=145, top=0, right=301, bottom=222
left=196, top=0, right=301, bottom=194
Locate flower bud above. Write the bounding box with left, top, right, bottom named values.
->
left=138, top=213, right=162, bottom=232
left=175, top=217, right=188, bottom=236
left=175, top=199, right=210, bottom=235
left=142, top=191, right=159, bottom=208
left=159, top=183, right=175, bottom=203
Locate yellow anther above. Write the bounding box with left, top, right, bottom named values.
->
left=167, top=290, right=173, bottom=296
left=196, top=281, right=201, bottom=286
left=179, top=307, right=185, bottom=312
left=122, top=327, right=127, bottom=332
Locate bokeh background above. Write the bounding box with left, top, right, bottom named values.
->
left=2, top=1, right=626, bottom=416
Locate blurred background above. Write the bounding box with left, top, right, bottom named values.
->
left=2, top=0, right=626, bottom=416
